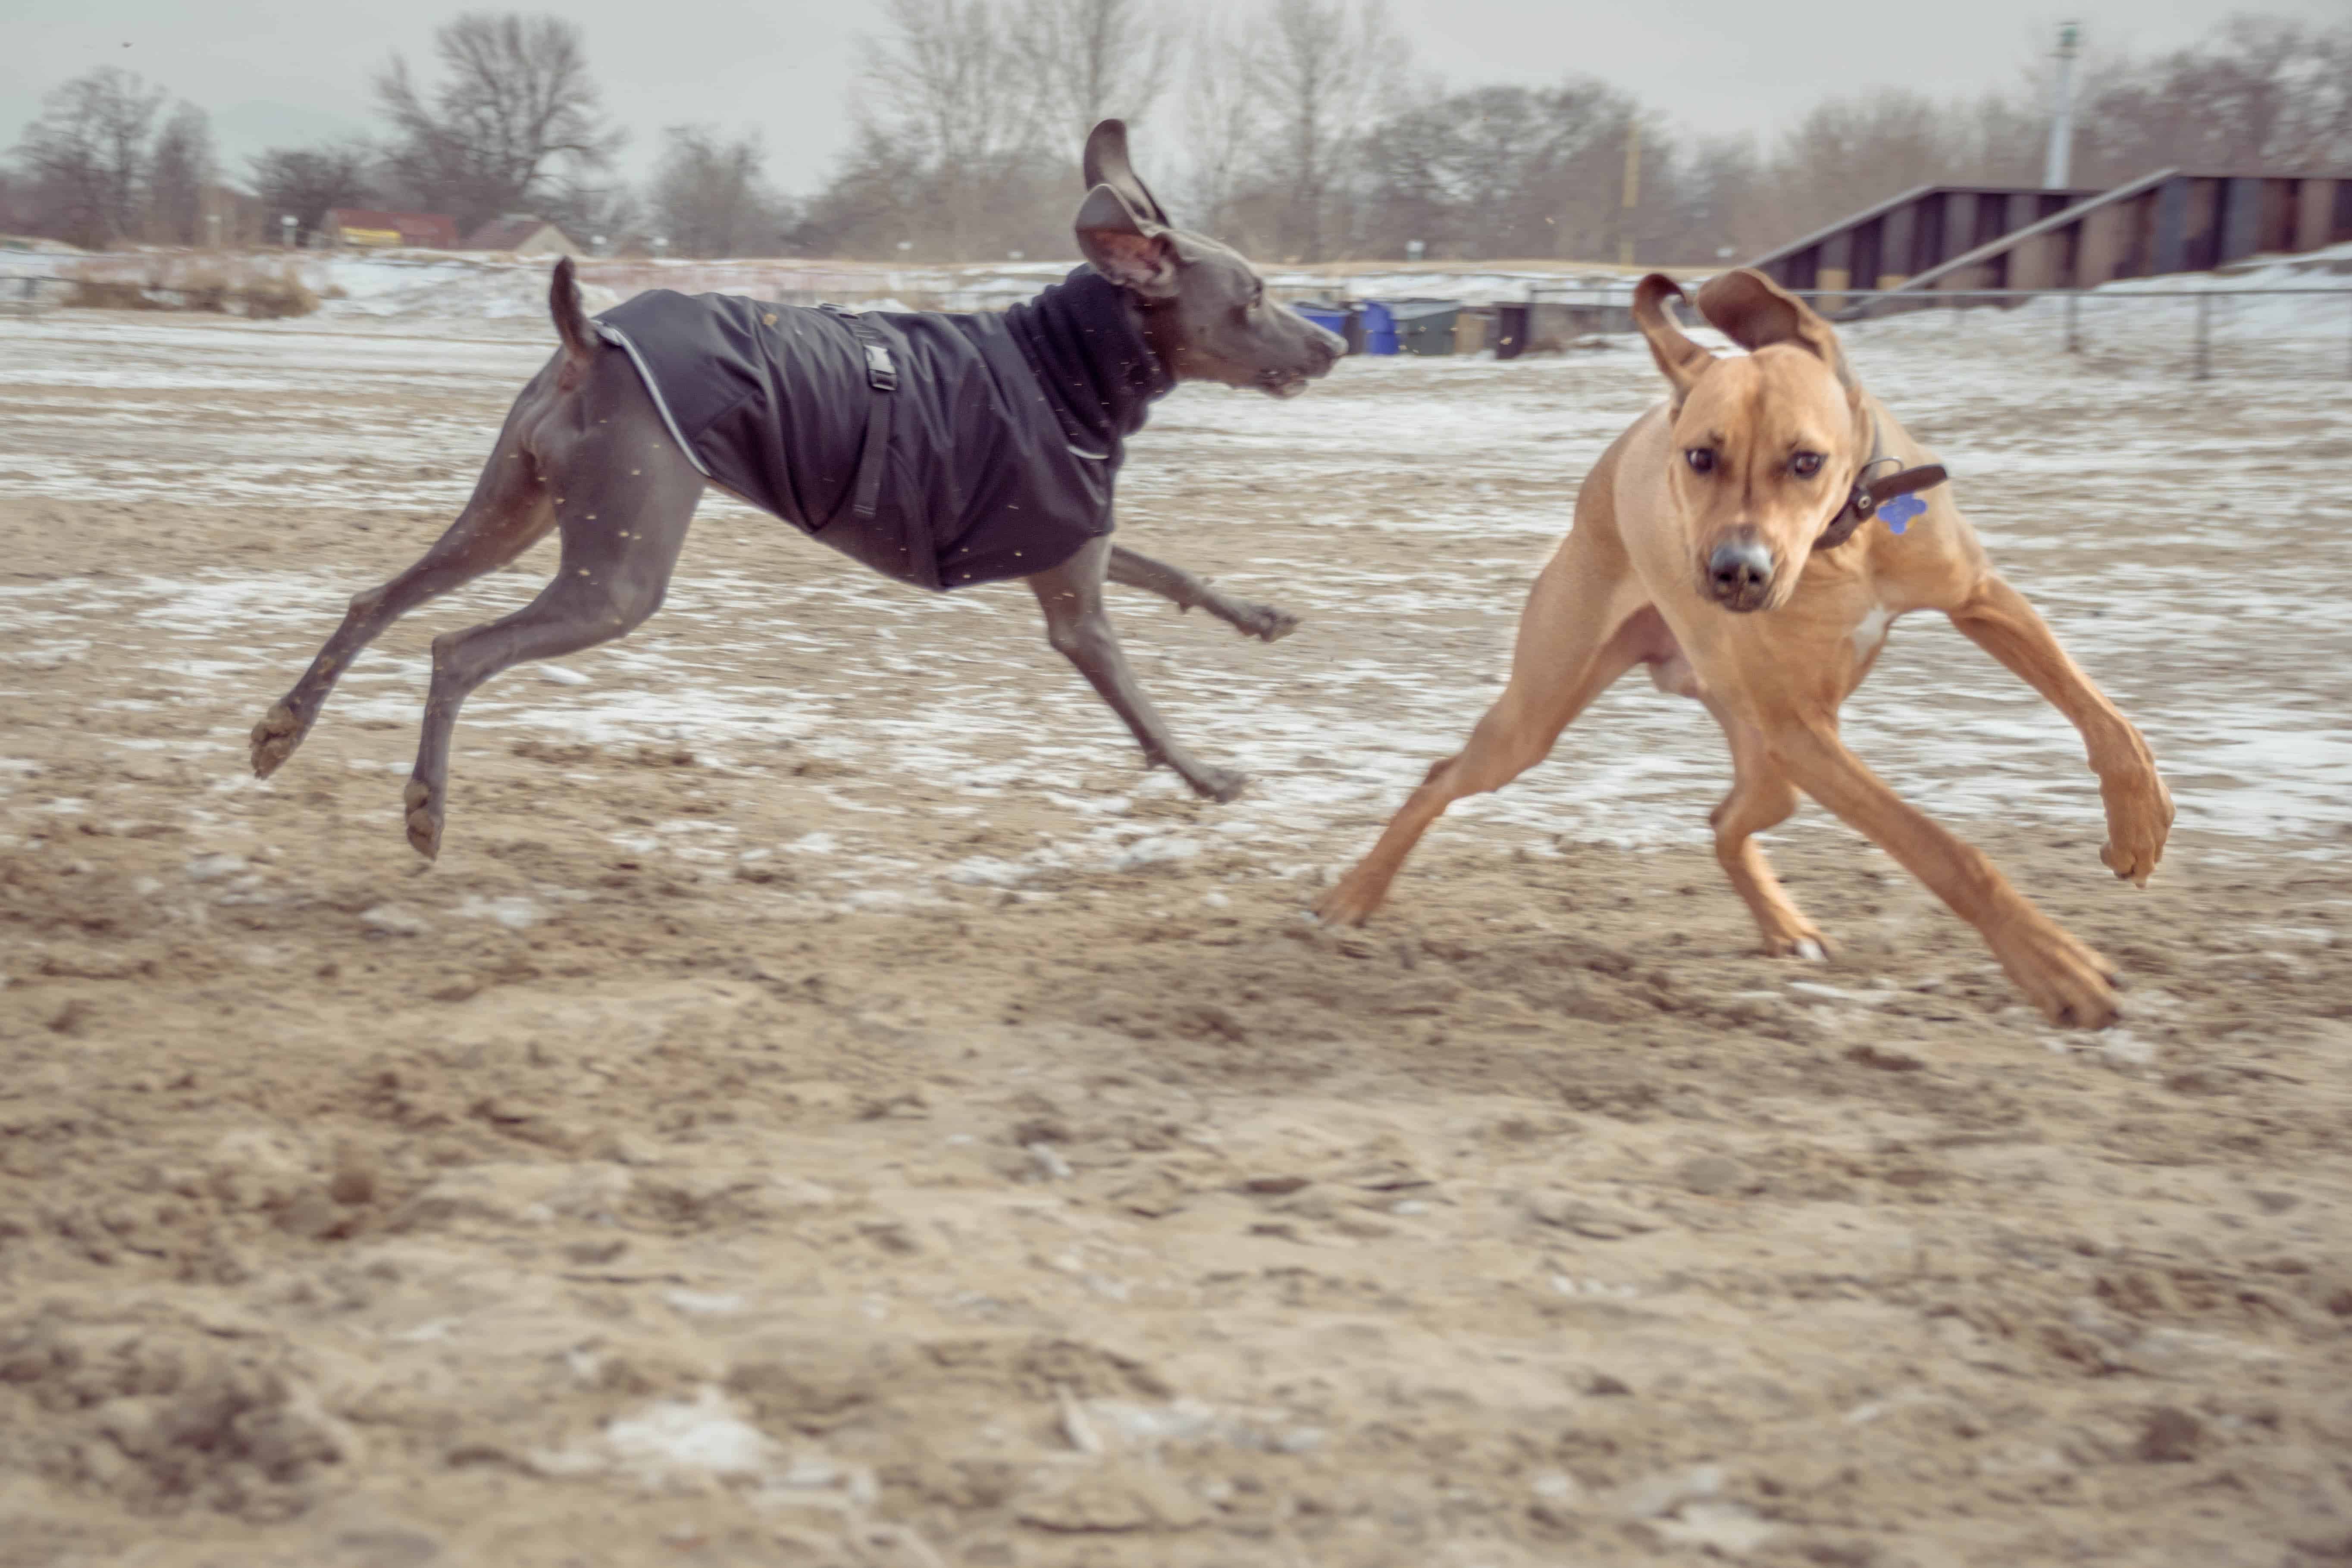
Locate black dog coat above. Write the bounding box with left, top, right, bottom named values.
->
left=592, top=268, right=1172, bottom=590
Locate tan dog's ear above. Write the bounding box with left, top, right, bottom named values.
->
left=1632, top=274, right=1713, bottom=407
left=1696, top=269, right=1858, bottom=404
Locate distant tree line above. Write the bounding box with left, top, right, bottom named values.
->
left=4, top=3, right=2348, bottom=263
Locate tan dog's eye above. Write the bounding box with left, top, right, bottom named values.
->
left=1685, top=448, right=1716, bottom=475
left=1791, top=452, right=1824, bottom=479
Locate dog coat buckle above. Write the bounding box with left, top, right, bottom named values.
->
left=816, top=304, right=901, bottom=522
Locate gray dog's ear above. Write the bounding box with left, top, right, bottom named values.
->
left=1075, top=183, right=1178, bottom=299
left=1696, top=269, right=1859, bottom=405
left=1083, top=118, right=1171, bottom=228
left=1632, top=274, right=1714, bottom=408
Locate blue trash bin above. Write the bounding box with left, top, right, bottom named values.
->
left=1360, top=300, right=1397, bottom=355
left=1289, top=300, right=1350, bottom=348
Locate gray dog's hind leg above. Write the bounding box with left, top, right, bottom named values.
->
left=1107, top=543, right=1299, bottom=642
left=404, top=384, right=706, bottom=860
left=1029, top=536, right=1245, bottom=802
left=250, top=389, right=560, bottom=779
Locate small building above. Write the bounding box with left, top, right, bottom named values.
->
left=463, top=216, right=583, bottom=258
left=324, top=208, right=460, bottom=250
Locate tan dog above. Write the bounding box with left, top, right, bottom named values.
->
left=1318, top=269, right=2173, bottom=1028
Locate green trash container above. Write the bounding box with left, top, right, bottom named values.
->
left=1387, top=297, right=1463, bottom=356
left=1494, top=301, right=1531, bottom=360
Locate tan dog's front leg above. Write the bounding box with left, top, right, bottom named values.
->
left=1946, top=576, right=2172, bottom=884
left=1704, top=701, right=1826, bottom=958
left=1765, top=716, right=2120, bottom=1027
left=1318, top=541, right=1653, bottom=926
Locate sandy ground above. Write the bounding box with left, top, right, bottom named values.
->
left=1, top=302, right=2349, bottom=1568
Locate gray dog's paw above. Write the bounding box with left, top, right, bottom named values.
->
left=250, top=703, right=304, bottom=778
left=402, top=777, right=443, bottom=861
left=1236, top=603, right=1301, bottom=643
left=1183, top=764, right=1248, bottom=803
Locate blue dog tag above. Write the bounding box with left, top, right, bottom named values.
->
left=1879, top=493, right=1926, bottom=534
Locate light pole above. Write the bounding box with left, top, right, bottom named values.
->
left=2044, top=22, right=2081, bottom=189
left=1618, top=115, right=1641, bottom=268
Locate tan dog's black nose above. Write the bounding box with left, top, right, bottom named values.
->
left=1707, top=538, right=1773, bottom=610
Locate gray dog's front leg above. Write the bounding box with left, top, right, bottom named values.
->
left=1107, top=543, right=1299, bottom=642
left=1029, top=537, right=1245, bottom=801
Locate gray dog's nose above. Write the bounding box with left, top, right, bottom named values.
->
left=1707, top=538, right=1773, bottom=605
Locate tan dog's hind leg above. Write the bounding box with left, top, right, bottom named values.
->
left=1945, top=575, right=2173, bottom=885
left=1706, top=704, right=1826, bottom=958
left=1318, top=536, right=1650, bottom=926
left=1764, top=716, right=2120, bottom=1028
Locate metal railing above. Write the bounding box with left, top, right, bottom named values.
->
left=1804, top=286, right=2352, bottom=382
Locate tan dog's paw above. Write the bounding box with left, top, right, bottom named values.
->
left=1315, top=866, right=1389, bottom=927
left=1755, top=914, right=1832, bottom=961
left=1992, top=918, right=2120, bottom=1030
left=2099, top=771, right=2174, bottom=886
left=1763, top=931, right=1832, bottom=961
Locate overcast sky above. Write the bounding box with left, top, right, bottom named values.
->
left=6, top=0, right=2342, bottom=194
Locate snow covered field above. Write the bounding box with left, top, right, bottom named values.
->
left=3, top=293, right=2350, bottom=1568
left=3, top=285, right=2348, bottom=880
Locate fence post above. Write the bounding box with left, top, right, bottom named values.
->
left=2065, top=290, right=2080, bottom=354
left=2193, top=293, right=2212, bottom=381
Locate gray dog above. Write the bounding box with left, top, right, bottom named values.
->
left=250, top=121, right=1343, bottom=859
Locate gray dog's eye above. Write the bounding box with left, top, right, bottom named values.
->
left=1791, top=452, right=1825, bottom=478
left=1685, top=448, right=1716, bottom=475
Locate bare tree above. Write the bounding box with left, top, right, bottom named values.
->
left=852, top=0, right=1054, bottom=257
left=1015, top=0, right=1178, bottom=149
left=376, top=12, right=623, bottom=232
left=2298, top=19, right=2352, bottom=167
left=1175, top=8, right=1263, bottom=235
left=248, top=143, right=377, bottom=242
left=1766, top=91, right=1980, bottom=240
left=1356, top=79, right=1648, bottom=261
left=147, top=103, right=215, bottom=244
left=1255, top=0, right=1398, bottom=261
left=649, top=127, right=792, bottom=256
left=2079, top=15, right=2352, bottom=179
left=10, top=67, right=167, bottom=247
left=0, top=169, right=31, bottom=237
left=539, top=173, right=642, bottom=254
left=798, top=125, right=929, bottom=257
left=1661, top=134, right=1770, bottom=266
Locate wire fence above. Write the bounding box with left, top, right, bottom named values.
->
left=1521, top=281, right=2352, bottom=382
left=9, top=249, right=2348, bottom=381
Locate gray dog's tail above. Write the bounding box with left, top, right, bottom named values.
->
left=550, top=256, right=595, bottom=367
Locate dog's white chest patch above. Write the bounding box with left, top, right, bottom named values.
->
left=1851, top=604, right=1895, bottom=657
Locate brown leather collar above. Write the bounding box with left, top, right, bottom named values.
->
left=1818, top=420, right=1947, bottom=549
